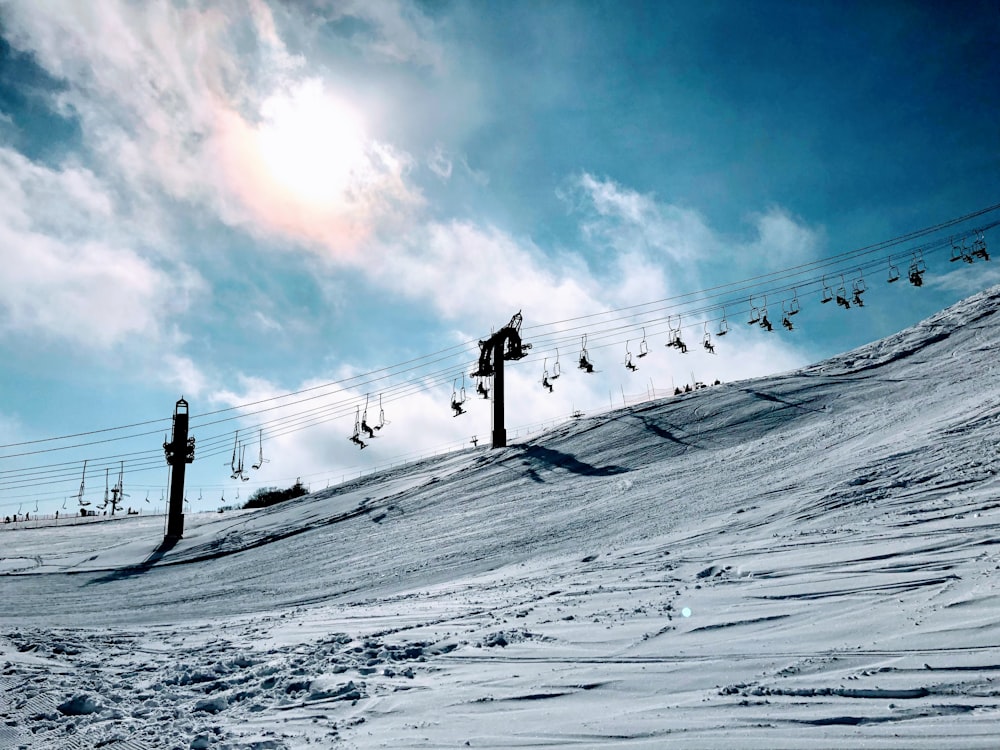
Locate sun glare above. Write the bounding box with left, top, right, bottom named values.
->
left=256, top=80, right=367, bottom=207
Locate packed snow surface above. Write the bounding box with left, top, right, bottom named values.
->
left=4, top=286, right=1000, bottom=749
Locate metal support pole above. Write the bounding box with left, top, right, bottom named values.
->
left=491, top=339, right=506, bottom=448
left=164, top=398, right=193, bottom=540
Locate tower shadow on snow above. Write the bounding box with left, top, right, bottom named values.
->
left=85, top=536, right=180, bottom=586
left=514, top=444, right=628, bottom=481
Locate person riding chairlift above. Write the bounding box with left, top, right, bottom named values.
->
left=578, top=354, right=594, bottom=373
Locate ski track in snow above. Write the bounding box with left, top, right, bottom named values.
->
left=3, top=286, right=1000, bottom=748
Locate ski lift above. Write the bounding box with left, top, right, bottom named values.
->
left=374, top=394, right=389, bottom=430
left=759, top=297, right=773, bottom=332
left=475, top=377, right=490, bottom=400
left=551, top=348, right=562, bottom=379
left=717, top=308, right=729, bottom=336
left=96, top=468, right=110, bottom=510
left=835, top=275, right=851, bottom=309
left=852, top=270, right=866, bottom=307
left=702, top=322, right=715, bottom=354
left=349, top=406, right=367, bottom=448
left=451, top=375, right=468, bottom=415
left=908, top=251, right=926, bottom=287
left=625, top=341, right=639, bottom=371
left=637, top=328, right=649, bottom=358
left=251, top=428, right=269, bottom=470
left=887, top=256, right=901, bottom=283
left=578, top=334, right=595, bottom=373
left=238, top=444, right=249, bottom=481
left=747, top=297, right=761, bottom=325
left=971, top=231, right=990, bottom=261
left=542, top=358, right=554, bottom=392
left=789, top=288, right=801, bottom=315
left=77, top=460, right=90, bottom=506
left=667, top=315, right=688, bottom=353
left=820, top=276, right=833, bottom=303
left=950, top=237, right=973, bottom=264
left=227, top=431, right=241, bottom=478
left=781, top=298, right=797, bottom=324
left=360, top=395, right=376, bottom=439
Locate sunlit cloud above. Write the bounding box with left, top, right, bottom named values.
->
left=1, top=1, right=423, bottom=258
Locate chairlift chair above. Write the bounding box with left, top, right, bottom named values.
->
left=667, top=315, right=688, bottom=353
left=820, top=276, right=833, bottom=303
left=759, top=299, right=773, bottom=331
left=971, top=232, right=990, bottom=261
left=228, top=431, right=241, bottom=478
left=360, top=395, right=376, bottom=439
left=578, top=335, right=595, bottom=373
left=374, top=394, right=389, bottom=430
left=887, top=256, right=901, bottom=283
left=252, top=428, right=269, bottom=470
left=77, top=460, right=89, bottom=506
left=746, top=297, right=761, bottom=324
left=702, top=324, right=715, bottom=354
left=451, top=376, right=468, bottom=416
left=717, top=308, right=729, bottom=336
left=625, top=341, right=639, bottom=371
left=476, top=377, right=490, bottom=399
left=908, top=252, right=926, bottom=287
left=788, top=289, right=801, bottom=315
left=637, top=328, right=649, bottom=358
left=950, top=238, right=973, bottom=264
left=542, top=358, right=554, bottom=392
left=835, top=276, right=851, bottom=309
left=852, top=270, right=867, bottom=306
left=551, top=349, right=562, bottom=379
left=349, top=407, right=367, bottom=448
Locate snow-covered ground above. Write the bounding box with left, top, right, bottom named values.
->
left=4, top=286, right=1000, bottom=749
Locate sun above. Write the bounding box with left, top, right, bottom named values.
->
left=255, top=79, right=367, bottom=208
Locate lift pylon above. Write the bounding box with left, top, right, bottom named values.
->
left=470, top=311, right=531, bottom=448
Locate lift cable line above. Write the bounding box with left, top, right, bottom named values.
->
left=0, top=218, right=988, bottom=492
left=4, top=203, right=996, bottom=457
left=1, top=206, right=997, bottom=503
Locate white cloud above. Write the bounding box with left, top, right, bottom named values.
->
left=428, top=144, right=453, bottom=180
left=928, top=263, right=1000, bottom=295
left=568, top=173, right=718, bottom=265
left=0, top=148, right=204, bottom=349
left=742, top=207, right=824, bottom=268
left=325, top=0, right=446, bottom=71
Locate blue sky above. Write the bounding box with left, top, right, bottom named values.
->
left=1, top=0, right=998, bottom=516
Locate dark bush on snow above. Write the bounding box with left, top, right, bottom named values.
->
left=243, top=479, right=308, bottom=509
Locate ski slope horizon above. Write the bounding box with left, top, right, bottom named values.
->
left=3, top=284, right=1000, bottom=748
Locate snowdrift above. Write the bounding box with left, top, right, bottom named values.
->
left=3, top=285, right=1000, bottom=748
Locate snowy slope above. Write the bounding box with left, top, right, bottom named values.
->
left=3, top=286, right=1000, bottom=749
